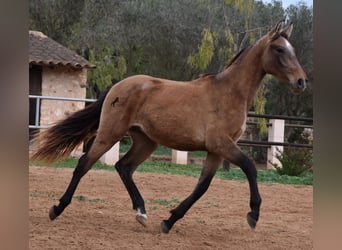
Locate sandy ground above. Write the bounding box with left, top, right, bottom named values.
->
left=29, top=166, right=312, bottom=249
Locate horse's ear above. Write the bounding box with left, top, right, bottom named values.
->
left=269, top=20, right=284, bottom=39
left=281, top=22, right=293, bottom=39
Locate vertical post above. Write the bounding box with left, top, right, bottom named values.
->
left=99, top=142, right=120, bottom=165
left=172, top=150, right=188, bottom=165
left=267, top=119, right=285, bottom=169
left=35, top=96, right=41, bottom=127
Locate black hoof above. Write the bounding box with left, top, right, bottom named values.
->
left=160, top=220, right=170, bottom=234
left=247, top=212, right=257, bottom=229
left=49, top=206, right=58, bottom=221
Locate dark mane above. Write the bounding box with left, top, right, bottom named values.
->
left=225, top=45, right=252, bottom=69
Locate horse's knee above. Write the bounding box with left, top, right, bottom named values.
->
left=114, top=161, right=121, bottom=172
left=115, top=161, right=132, bottom=181
left=230, top=153, right=256, bottom=176
left=115, top=161, right=125, bottom=174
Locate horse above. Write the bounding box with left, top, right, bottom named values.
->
left=30, top=21, right=307, bottom=234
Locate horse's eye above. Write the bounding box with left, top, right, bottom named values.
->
left=275, top=47, right=285, bottom=54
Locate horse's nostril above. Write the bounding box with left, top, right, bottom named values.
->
left=297, top=78, right=306, bottom=89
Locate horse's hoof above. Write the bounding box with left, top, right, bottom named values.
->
left=136, top=214, right=147, bottom=227
left=246, top=212, right=257, bottom=229
left=160, top=220, right=170, bottom=234
left=49, top=206, right=58, bottom=221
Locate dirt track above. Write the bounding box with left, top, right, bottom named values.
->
left=29, top=166, right=312, bottom=249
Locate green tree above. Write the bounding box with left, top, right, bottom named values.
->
left=29, top=0, right=85, bottom=47
left=187, top=29, right=215, bottom=72
left=224, top=0, right=254, bottom=14
left=86, top=46, right=127, bottom=97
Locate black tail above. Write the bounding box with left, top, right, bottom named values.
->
left=30, top=90, right=109, bottom=163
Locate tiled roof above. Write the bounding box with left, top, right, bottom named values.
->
left=29, top=31, right=96, bottom=69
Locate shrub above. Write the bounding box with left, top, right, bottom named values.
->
left=272, top=147, right=313, bottom=176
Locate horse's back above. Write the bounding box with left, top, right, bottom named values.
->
left=106, top=74, right=211, bottom=106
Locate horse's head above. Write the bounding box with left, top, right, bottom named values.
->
left=261, top=21, right=307, bottom=94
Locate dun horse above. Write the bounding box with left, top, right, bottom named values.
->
left=31, top=21, right=307, bottom=234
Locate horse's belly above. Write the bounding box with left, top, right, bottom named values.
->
left=133, top=121, right=206, bottom=151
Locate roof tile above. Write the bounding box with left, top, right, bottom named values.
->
left=29, top=31, right=96, bottom=69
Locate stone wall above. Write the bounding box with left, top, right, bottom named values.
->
left=40, top=65, right=87, bottom=126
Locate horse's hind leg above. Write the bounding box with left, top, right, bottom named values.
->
left=115, top=126, right=158, bottom=227
left=160, top=153, right=222, bottom=233
left=49, top=135, right=121, bottom=220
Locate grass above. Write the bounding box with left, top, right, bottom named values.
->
left=195, top=219, right=206, bottom=224
left=150, top=198, right=180, bottom=208
left=204, top=201, right=219, bottom=207
left=30, top=157, right=313, bottom=186
left=73, top=195, right=105, bottom=203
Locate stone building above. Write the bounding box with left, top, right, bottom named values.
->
left=29, top=31, right=95, bottom=138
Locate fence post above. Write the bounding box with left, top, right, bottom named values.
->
left=267, top=119, right=285, bottom=169
left=99, top=142, right=120, bottom=165
left=172, top=150, right=188, bottom=165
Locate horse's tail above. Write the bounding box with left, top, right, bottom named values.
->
left=30, top=90, right=109, bottom=163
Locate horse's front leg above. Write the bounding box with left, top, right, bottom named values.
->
left=235, top=153, right=262, bottom=228
left=160, top=153, right=222, bottom=233
left=214, top=139, right=262, bottom=229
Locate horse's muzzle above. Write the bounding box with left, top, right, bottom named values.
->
left=291, top=78, right=307, bottom=93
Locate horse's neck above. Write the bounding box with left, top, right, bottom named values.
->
left=217, top=44, right=266, bottom=110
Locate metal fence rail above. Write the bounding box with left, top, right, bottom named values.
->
left=238, top=140, right=313, bottom=149
left=29, top=95, right=96, bottom=129
left=248, top=113, right=313, bottom=122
